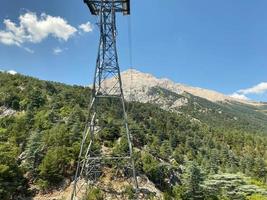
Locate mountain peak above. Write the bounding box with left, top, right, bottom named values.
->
left=120, top=69, right=177, bottom=91
left=105, top=69, right=260, bottom=106
left=119, top=69, right=232, bottom=102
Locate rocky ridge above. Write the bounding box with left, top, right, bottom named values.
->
left=103, top=69, right=263, bottom=112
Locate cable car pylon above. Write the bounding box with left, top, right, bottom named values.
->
left=71, top=0, right=138, bottom=199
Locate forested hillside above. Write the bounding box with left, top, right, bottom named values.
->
left=0, top=72, right=267, bottom=200
left=116, top=70, right=267, bottom=135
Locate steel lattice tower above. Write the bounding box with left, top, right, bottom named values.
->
left=71, top=0, right=138, bottom=199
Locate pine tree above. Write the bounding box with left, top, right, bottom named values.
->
left=209, top=149, right=219, bottom=174
left=184, top=162, right=204, bottom=200
left=253, top=157, right=267, bottom=182
left=24, top=131, right=44, bottom=174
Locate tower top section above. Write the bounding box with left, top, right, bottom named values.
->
left=84, top=0, right=130, bottom=15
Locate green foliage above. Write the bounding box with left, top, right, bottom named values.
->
left=24, top=131, right=44, bottom=174
left=27, top=90, right=46, bottom=110
left=123, top=185, right=135, bottom=199
left=159, top=141, right=172, bottom=160
left=36, top=179, right=49, bottom=192
left=100, top=125, right=120, bottom=142
left=183, top=162, right=204, bottom=200
left=141, top=152, right=161, bottom=184
left=247, top=194, right=267, bottom=200
left=112, top=136, right=129, bottom=155
left=163, top=192, right=173, bottom=200
left=83, top=187, right=104, bottom=200
left=0, top=143, right=28, bottom=199
left=38, top=147, right=71, bottom=186
left=203, top=173, right=267, bottom=199
left=172, top=185, right=186, bottom=199
left=0, top=72, right=267, bottom=198
left=248, top=178, right=267, bottom=189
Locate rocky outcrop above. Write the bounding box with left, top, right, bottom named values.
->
left=104, top=69, right=261, bottom=106
left=0, top=106, right=16, bottom=117
left=101, top=69, right=265, bottom=115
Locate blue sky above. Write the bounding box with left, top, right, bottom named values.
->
left=0, top=0, right=267, bottom=102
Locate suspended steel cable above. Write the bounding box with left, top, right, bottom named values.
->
left=127, top=15, right=133, bottom=70
left=127, top=15, right=134, bottom=103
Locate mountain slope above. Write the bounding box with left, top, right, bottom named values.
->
left=0, top=71, right=267, bottom=200
left=112, top=69, right=263, bottom=105
left=105, top=69, right=267, bottom=134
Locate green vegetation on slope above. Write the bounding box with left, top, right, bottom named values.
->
left=0, top=72, right=267, bottom=199
left=149, top=86, right=267, bottom=134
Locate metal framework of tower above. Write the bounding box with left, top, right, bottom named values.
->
left=71, top=0, right=138, bottom=199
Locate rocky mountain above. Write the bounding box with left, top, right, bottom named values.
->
left=105, top=69, right=267, bottom=133
left=105, top=69, right=260, bottom=104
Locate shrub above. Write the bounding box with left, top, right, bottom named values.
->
left=38, top=147, right=71, bottom=186
left=247, top=194, right=267, bottom=200
left=124, top=185, right=135, bottom=200
left=83, top=187, right=104, bottom=200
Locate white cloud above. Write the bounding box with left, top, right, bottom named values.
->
left=79, top=22, right=93, bottom=33
left=229, top=93, right=249, bottom=101
left=0, top=28, right=22, bottom=46
left=0, top=12, right=77, bottom=47
left=230, top=82, right=267, bottom=101
left=53, top=47, right=63, bottom=55
left=0, top=69, right=18, bottom=75
left=238, top=82, right=267, bottom=95
left=7, top=70, right=17, bottom=75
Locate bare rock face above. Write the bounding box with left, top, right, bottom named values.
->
left=118, top=69, right=183, bottom=101
left=103, top=69, right=189, bottom=112
left=106, top=69, right=255, bottom=103
left=103, top=69, right=260, bottom=113
left=0, top=106, right=16, bottom=117
left=33, top=173, right=163, bottom=200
